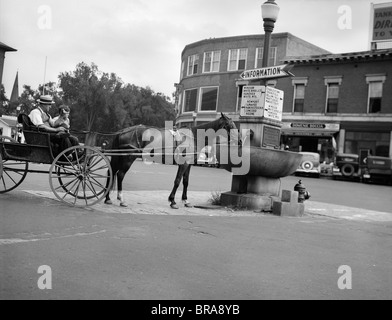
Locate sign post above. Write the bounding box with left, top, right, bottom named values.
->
left=240, top=86, right=265, bottom=117
left=240, top=64, right=294, bottom=81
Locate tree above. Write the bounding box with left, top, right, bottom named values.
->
left=59, top=62, right=176, bottom=133
left=59, top=62, right=125, bottom=132
left=0, top=84, right=9, bottom=116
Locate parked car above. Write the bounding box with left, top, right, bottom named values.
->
left=362, top=155, right=392, bottom=185
left=295, top=152, right=320, bottom=178
left=332, top=153, right=361, bottom=181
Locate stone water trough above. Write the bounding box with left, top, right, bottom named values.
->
left=215, top=145, right=304, bottom=215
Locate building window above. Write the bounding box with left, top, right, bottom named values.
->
left=292, top=78, right=308, bottom=113
left=324, top=76, right=342, bottom=114
left=366, top=74, right=386, bottom=113
left=326, top=83, right=339, bottom=113
left=187, top=54, right=199, bottom=76
left=203, top=51, right=221, bottom=73
left=293, top=84, right=305, bottom=113
left=255, top=47, right=277, bottom=68
left=228, top=48, right=248, bottom=71
left=180, top=61, right=185, bottom=80
left=183, top=89, right=198, bottom=113
left=199, top=87, right=219, bottom=112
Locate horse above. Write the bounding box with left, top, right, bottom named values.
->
left=100, top=113, right=241, bottom=209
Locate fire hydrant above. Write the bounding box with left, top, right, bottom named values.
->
left=294, top=180, right=311, bottom=203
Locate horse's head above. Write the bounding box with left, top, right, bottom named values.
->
left=219, top=113, right=242, bottom=146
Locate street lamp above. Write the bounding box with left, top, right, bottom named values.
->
left=261, top=0, right=280, bottom=69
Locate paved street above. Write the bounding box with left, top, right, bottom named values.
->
left=1, top=161, right=392, bottom=300
left=17, top=160, right=392, bottom=213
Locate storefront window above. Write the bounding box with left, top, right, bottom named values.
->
left=344, top=131, right=390, bottom=156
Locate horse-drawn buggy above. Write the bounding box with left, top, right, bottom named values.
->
left=0, top=114, right=113, bottom=207
left=1, top=112, right=240, bottom=209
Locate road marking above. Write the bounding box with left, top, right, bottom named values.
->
left=0, top=230, right=106, bottom=246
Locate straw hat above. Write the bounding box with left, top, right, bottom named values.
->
left=37, top=95, right=55, bottom=105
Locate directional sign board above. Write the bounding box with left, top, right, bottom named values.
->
left=263, top=86, right=284, bottom=121
left=240, top=64, right=294, bottom=81
left=240, top=86, right=265, bottom=117
left=240, top=85, right=284, bottom=120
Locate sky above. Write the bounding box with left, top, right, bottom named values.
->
left=0, top=0, right=389, bottom=99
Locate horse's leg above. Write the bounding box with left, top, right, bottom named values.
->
left=116, top=170, right=128, bottom=207
left=116, top=157, right=135, bottom=207
left=105, top=163, right=117, bottom=205
left=181, top=164, right=193, bottom=208
left=105, top=169, right=114, bottom=205
left=169, top=164, right=187, bottom=209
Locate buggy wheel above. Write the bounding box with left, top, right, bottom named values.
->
left=0, top=137, right=29, bottom=194
left=49, top=146, right=113, bottom=207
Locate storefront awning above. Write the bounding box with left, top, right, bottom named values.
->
left=281, top=122, right=340, bottom=137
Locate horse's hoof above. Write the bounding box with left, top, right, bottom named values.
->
left=105, top=200, right=113, bottom=205
left=183, top=201, right=193, bottom=208
left=120, top=202, right=128, bottom=208
left=170, top=203, right=179, bottom=209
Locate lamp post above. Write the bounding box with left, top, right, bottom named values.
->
left=261, top=0, right=280, bottom=69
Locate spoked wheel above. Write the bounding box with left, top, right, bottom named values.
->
left=49, top=145, right=113, bottom=207
left=0, top=137, right=29, bottom=194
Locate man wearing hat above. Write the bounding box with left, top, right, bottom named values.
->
left=29, top=96, right=75, bottom=158
left=29, top=95, right=67, bottom=134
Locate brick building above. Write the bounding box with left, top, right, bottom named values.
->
left=175, top=34, right=392, bottom=162
left=175, top=33, right=330, bottom=126
left=280, top=49, right=392, bottom=162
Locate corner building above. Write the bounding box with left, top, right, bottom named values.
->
left=175, top=34, right=392, bottom=162
left=175, top=33, right=330, bottom=126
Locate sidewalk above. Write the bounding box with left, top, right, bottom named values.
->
left=23, top=190, right=392, bottom=223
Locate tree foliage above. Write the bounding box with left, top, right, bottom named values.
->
left=58, top=62, right=176, bottom=133
left=2, top=62, right=176, bottom=133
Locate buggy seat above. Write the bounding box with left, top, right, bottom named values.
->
left=17, top=114, right=59, bottom=154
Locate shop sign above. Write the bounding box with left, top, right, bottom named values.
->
left=371, top=2, right=392, bottom=42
